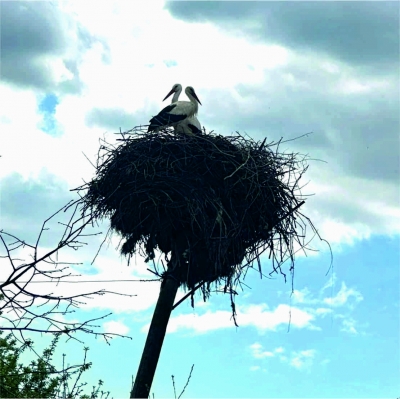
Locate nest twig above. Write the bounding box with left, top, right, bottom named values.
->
left=74, top=126, right=316, bottom=306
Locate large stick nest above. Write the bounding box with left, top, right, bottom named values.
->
left=75, top=127, right=313, bottom=297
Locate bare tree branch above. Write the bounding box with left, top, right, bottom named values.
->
left=0, top=200, right=133, bottom=344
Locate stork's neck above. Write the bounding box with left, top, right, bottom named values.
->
left=171, top=87, right=182, bottom=103
left=187, top=93, right=199, bottom=115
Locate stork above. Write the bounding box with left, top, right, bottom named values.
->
left=148, top=86, right=202, bottom=133
left=163, top=84, right=202, bottom=135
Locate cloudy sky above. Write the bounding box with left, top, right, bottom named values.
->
left=0, top=1, right=399, bottom=398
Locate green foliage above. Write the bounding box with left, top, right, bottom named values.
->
left=0, top=332, right=59, bottom=398
left=0, top=331, right=110, bottom=399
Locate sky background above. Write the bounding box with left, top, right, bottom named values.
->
left=0, top=1, right=399, bottom=398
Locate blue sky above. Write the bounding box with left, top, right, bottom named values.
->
left=38, top=93, right=59, bottom=134
left=0, top=1, right=399, bottom=398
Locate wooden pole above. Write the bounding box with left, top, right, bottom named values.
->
left=131, top=275, right=180, bottom=398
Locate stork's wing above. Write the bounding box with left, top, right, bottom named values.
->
left=187, top=124, right=202, bottom=135
left=159, top=103, right=176, bottom=114
left=148, top=104, right=187, bottom=132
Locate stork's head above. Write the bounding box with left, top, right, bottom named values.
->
left=185, top=86, right=202, bottom=105
left=163, top=83, right=182, bottom=101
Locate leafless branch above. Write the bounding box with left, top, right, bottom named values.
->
left=0, top=200, right=133, bottom=344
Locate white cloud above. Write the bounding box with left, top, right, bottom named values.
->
left=337, top=77, right=391, bottom=95
left=159, top=310, right=233, bottom=335
left=289, top=349, right=316, bottom=371
left=140, top=303, right=316, bottom=335
left=241, top=304, right=315, bottom=331
left=53, top=0, right=290, bottom=123
left=255, top=350, right=274, bottom=359
left=313, top=307, right=333, bottom=316
left=323, top=282, right=363, bottom=308
left=291, top=288, right=320, bottom=305
left=321, top=273, right=338, bottom=293
left=320, top=219, right=372, bottom=246
left=339, top=317, right=359, bottom=335
left=250, top=343, right=285, bottom=359
left=249, top=342, right=317, bottom=372
left=304, top=174, right=400, bottom=246
left=290, top=277, right=362, bottom=315
left=67, top=274, right=362, bottom=335
left=250, top=342, right=262, bottom=350
left=103, top=320, right=130, bottom=335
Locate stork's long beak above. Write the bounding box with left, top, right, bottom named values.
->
left=192, top=91, right=202, bottom=106
left=163, top=88, right=175, bottom=102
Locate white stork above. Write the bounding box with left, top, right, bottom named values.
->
left=163, top=84, right=202, bottom=135
left=148, top=86, right=202, bottom=133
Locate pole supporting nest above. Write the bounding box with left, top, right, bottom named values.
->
left=131, top=269, right=180, bottom=398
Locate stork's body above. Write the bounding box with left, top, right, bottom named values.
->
left=148, top=86, right=202, bottom=134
